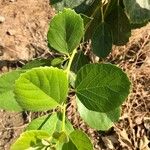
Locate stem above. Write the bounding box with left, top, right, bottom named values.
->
left=104, top=0, right=111, bottom=17
left=65, top=49, right=77, bottom=76
left=61, top=104, right=66, bottom=131
left=117, top=0, right=119, bottom=6
left=101, top=4, right=104, bottom=23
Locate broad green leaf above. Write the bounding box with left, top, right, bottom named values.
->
left=69, top=130, right=93, bottom=150
left=77, top=98, right=120, bottom=130
left=92, top=22, right=112, bottom=58
left=71, top=51, right=90, bottom=73
left=15, top=67, right=68, bottom=111
left=10, top=130, right=50, bottom=150
left=26, top=112, right=74, bottom=135
left=22, top=59, right=52, bottom=69
left=0, top=70, right=24, bottom=111
left=47, top=9, right=84, bottom=55
left=75, top=64, right=131, bottom=112
left=106, top=6, right=131, bottom=45
left=26, top=113, right=58, bottom=134
left=123, top=0, right=150, bottom=24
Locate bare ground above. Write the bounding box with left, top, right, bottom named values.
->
left=0, top=1, right=150, bottom=150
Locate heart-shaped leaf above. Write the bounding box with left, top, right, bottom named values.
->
left=15, top=67, right=68, bottom=111
left=47, top=8, right=84, bottom=55
left=0, top=70, right=24, bottom=111
left=10, top=130, right=50, bottom=150
left=75, top=64, right=130, bottom=112
left=123, top=0, right=150, bottom=24
left=77, top=98, right=120, bottom=130
left=92, top=22, right=112, bottom=58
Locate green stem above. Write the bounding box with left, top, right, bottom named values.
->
left=104, top=0, right=111, bottom=17
left=61, top=49, right=77, bottom=131
left=65, top=49, right=77, bottom=77
left=101, top=4, right=104, bottom=23
left=117, top=0, right=119, bottom=5
left=61, top=104, right=66, bottom=131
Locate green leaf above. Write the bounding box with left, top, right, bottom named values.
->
left=123, top=0, right=150, bottom=24
left=51, top=57, right=64, bottom=67
left=10, top=130, right=50, bottom=150
left=69, top=130, right=93, bottom=150
left=106, top=6, right=131, bottom=45
left=77, top=98, right=120, bottom=130
left=55, top=112, right=74, bottom=135
left=84, top=4, right=102, bottom=40
left=71, top=51, right=90, bottom=73
left=22, top=59, right=52, bottom=69
left=26, top=113, right=58, bottom=134
left=75, top=64, right=131, bottom=112
left=15, top=67, right=68, bottom=111
left=51, top=0, right=85, bottom=12
left=0, top=70, right=24, bottom=111
left=26, top=112, right=74, bottom=135
left=92, top=22, right=112, bottom=58
left=47, top=8, right=84, bottom=55
left=51, top=0, right=96, bottom=14
left=53, top=131, right=69, bottom=143
left=62, top=140, right=77, bottom=150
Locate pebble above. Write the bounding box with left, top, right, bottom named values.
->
left=6, top=29, right=16, bottom=36
left=0, top=16, right=5, bottom=23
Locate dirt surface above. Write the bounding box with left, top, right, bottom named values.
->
left=0, top=1, right=150, bottom=150
left=0, top=0, right=53, bottom=61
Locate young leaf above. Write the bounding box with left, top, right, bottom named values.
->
left=123, top=0, right=150, bottom=24
left=15, top=67, right=68, bottom=111
left=10, top=130, right=50, bottom=150
left=75, top=64, right=130, bottom=112
left=77, top=98, right=120, bottom=130
left=26, top=113, right=74, bottom=135
left=0, top=70, right=24, bottom=111
left=47, top=8, right=84, bottom=55
left=106, top=6, right=131, bottom=45
left=26, top=113, right=58, bottom=134
left=92, top=22, right=112, bottom=58
left=69, top=130, right=93, bottom=150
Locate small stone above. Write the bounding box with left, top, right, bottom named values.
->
left=6, top=29, right=16, bottom=36
left=0, top=16, right=5, bottom=23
